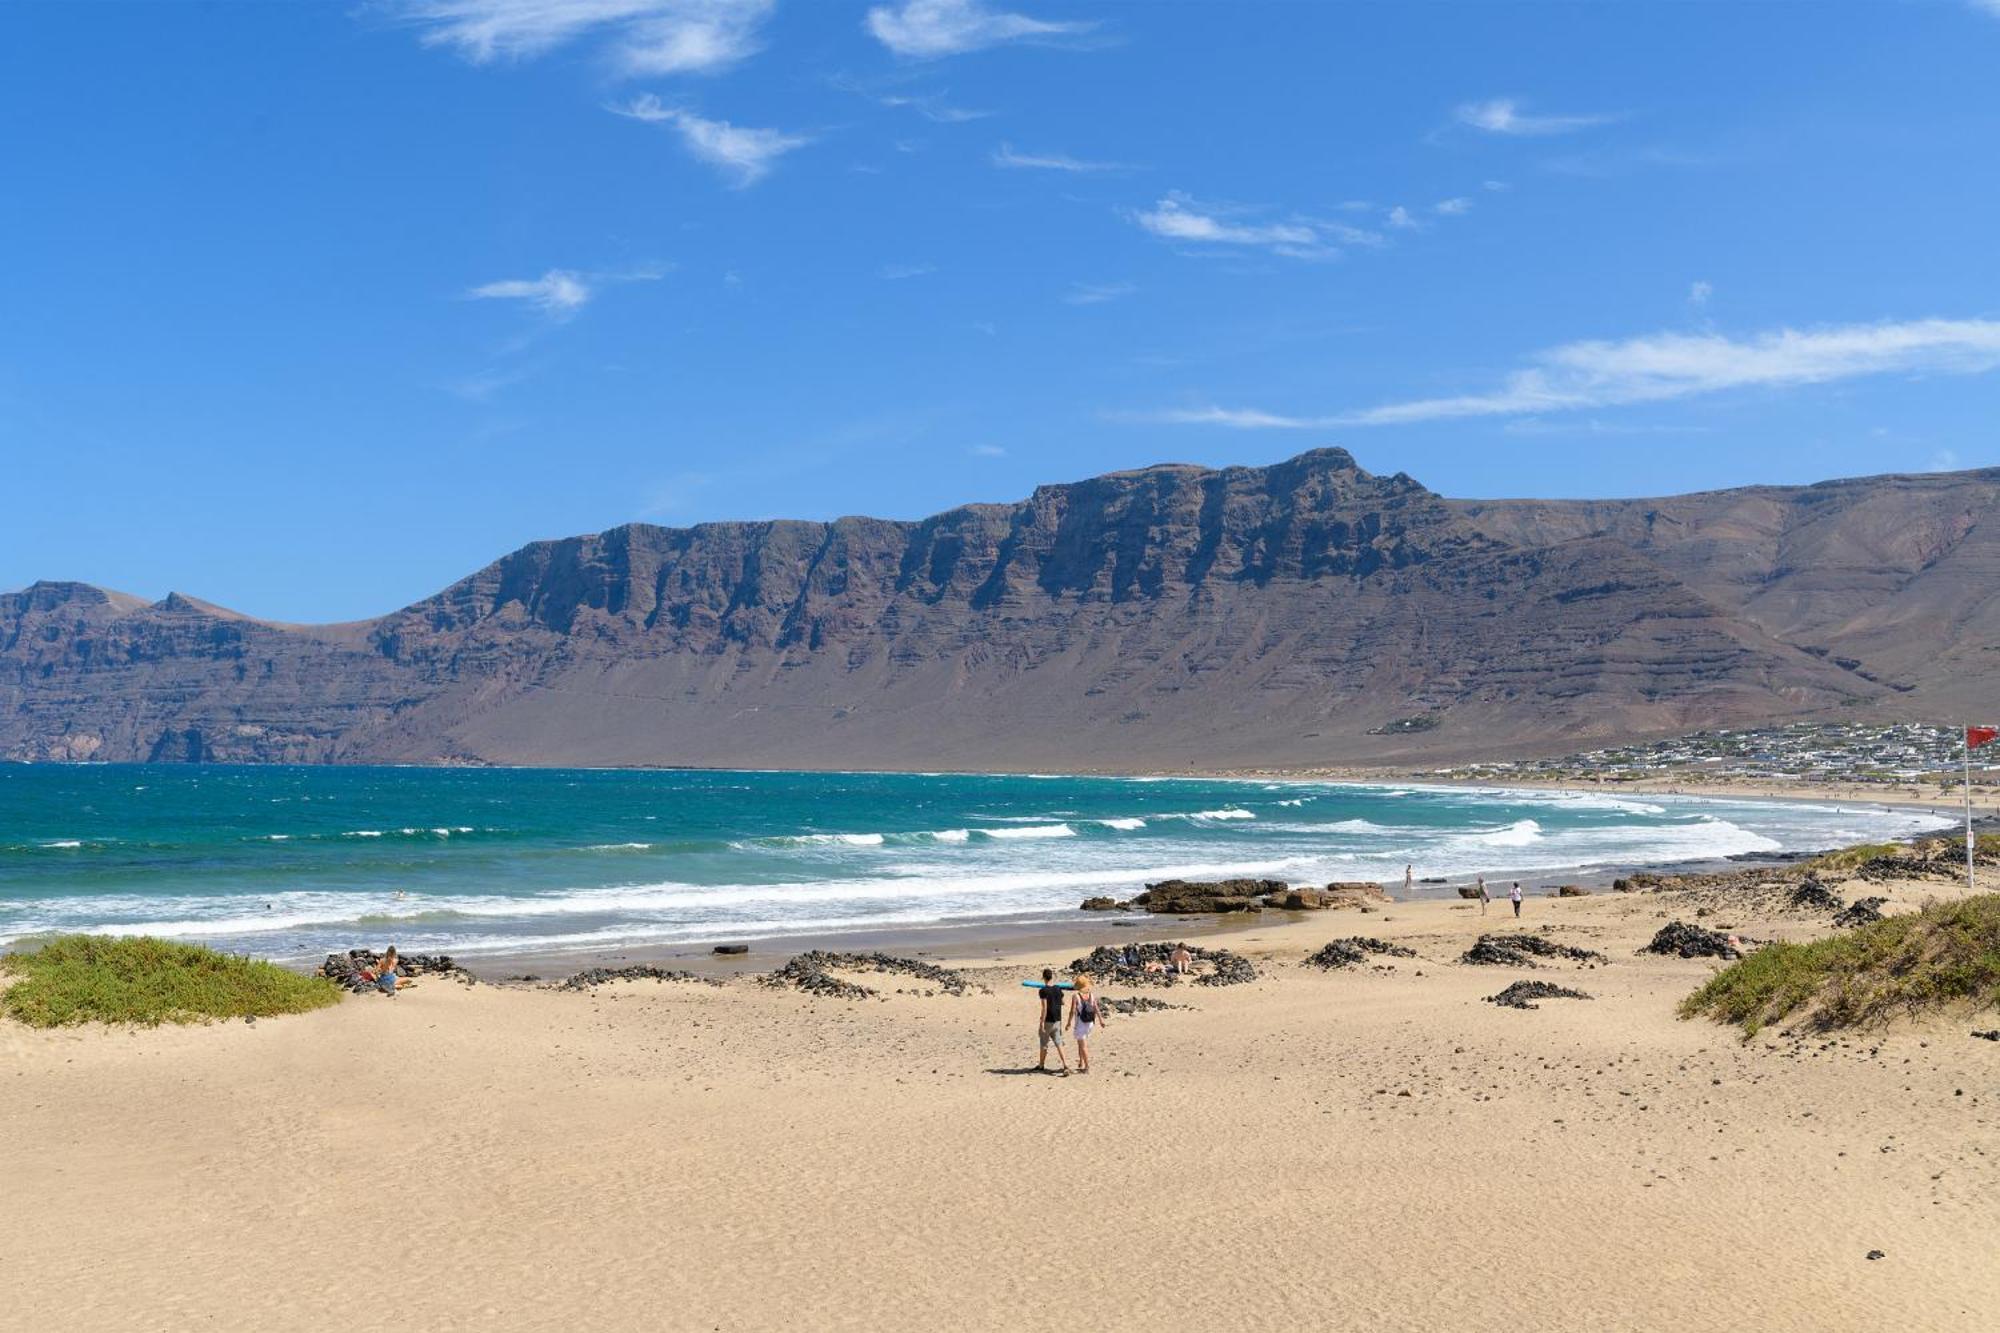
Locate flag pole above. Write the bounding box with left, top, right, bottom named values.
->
left=1967, top=725, right=1977, bottom=892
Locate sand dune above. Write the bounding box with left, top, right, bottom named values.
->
left=4, top=885, right=1996, bottom=1332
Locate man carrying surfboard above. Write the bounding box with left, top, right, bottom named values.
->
left=1035, top=968, right=1071, bottom=1076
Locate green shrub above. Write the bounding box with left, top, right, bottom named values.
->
left=0, top=935, right=341, bottom=1028
left=1681, top=895, right=2000, bottom=1036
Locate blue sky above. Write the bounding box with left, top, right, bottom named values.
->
left=4, top=0, right=1999, bottom=621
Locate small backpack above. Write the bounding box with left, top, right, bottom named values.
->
left=1078, top=995, right=1097, bottom=1023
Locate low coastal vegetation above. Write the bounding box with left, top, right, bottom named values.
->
left=1681, top=895, right=2000, bottom=1037
left=0, top=935, right=340, bottom=1027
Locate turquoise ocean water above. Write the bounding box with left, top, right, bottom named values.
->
left=0, top=766, right=1951, bottom=962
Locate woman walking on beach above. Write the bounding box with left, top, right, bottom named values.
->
left=1478, top=875, right=1489, bottom=915
left=1509, top=882, right=1522, bottom=919
left=1067, top=973, right=1107, bottom=1073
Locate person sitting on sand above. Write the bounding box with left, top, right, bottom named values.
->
left=1509, top=882, right=1522, bottom=919
left=1067, top=973, right=1107, bottom=1073
left=1169, top=944, right=1194, bottom=976
left=1121, top=943, right=1141, bottom=969
left=360, top=946, right=401, bottom=996
left=1035, top=968, right=1070, bottom=1076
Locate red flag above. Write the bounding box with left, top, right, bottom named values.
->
left=1969, top=725, right=1999, bottom=750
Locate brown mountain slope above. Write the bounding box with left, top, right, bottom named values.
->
left=0, top=448, right=1927, bottom=769
left=1454, top=467, right=2000, bottom=713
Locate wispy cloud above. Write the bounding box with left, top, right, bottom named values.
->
left=1063, top=281, right=1135, bottom=306
left=1133, top=194, right=1337, bottom=260
left=877, top=262, right=936, bottom=280
left=1434, top=197, right=1472, bottom=216
left=1926, top=448, right=1963, bottom=472
left=865, top=0, right=1092, bottom=58
left=1386, top=205, right=1418, bottom=230
left=991, top=143, right=1127, bottom=173
left=1689, top=280, right=1713, bottom=308
left=612, top=94, right=810, bottom=184
left=464, top=263, right=666, bottom=319
left=467, top=269, right=594, bottom=317
left=1454, top=97, right=1616, bottom=136
left=1118, top=319, right=2000, bottom=430
left=385, top=0, right=774, bottom=76
left=878, top=91, right=991, bottom=122
left=968, top=443, right=1007, bottom=457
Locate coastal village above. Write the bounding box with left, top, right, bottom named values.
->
left=1431, top=722, right=1997, bottom=793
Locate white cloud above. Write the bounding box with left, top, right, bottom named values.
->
left=387, top=0, right=772, bottom=75
left=991, top=143, right=1126, bottom=172
left=1454, top=97, right=1615, bottom=136
left=464, top=262, right=666, bottom=319
left=865, top=0, right=1090, bottom=58
left=1118, top=318, right=2000, bottom=430
left=1133, top=195, right=1333, bottom=260
left=1928, top=449, right=1963, bottom=472
left=1063, top=281, right=1135, bottom=306
left=612, top=94, right=810, bottom=184
left=467, top=269, right=594, bottom=316
left=1386, top=205, right=1418, bottom=229
left=968, top=443, right=1007, bottom=457
left=1689, top=280, right=1713, bottom=307
left=1434, top=197, right=1472, bottom=216
left=878, top=92, right=992, bottom=122
left=877, top=262, right=936, bottom=279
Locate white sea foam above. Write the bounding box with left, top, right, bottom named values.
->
left=586, top=842, right=655, bottom=851
left=345, top=830, right=384, bottom=838
left=1098, top=817, right=1147, bottom=831
left=979, top=824, right=1075, bottom=840
left=41, top=840, right=83, bottom=849
left=1471, top=819, right=1543, bottom=847
left=929, top=829, right=972, bottom=843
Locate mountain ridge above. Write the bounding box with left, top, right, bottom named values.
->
left=5, top=447, right=1986, bottom=768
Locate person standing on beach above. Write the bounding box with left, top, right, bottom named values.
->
left=1404, top=864, right=1414, bottom=895
left=1035, top=968, right=1070, bottom=1076
left=1509, top=882, right=1522, bottom=918
left=1478, top=875, right=1489, bottom=915
left=1067, top=973, right=1106, bottom=1073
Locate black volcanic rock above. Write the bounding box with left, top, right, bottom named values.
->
left=2, top=449, right=1960, bottom=768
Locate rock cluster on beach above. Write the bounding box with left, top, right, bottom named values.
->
left=762, top=952, right=975, bottom=1001
left=555, top=966, right=723, bottom=991
left=1103, top=996, right=1188, bottom=1015
left=1460, top=933, right=1606, bottom=968
left=320, top=950, right=470, bottom=992
left=1303, top=937, right=1418, bottom=969
left=1639, top=922, right=1741, bottom=960
left=1089, top=878, right=1392, bottom=914
left=1485, top=980, right=1593, bottom=1010
left=1833, top=896, right=1888, bottom=928
left=1065, top=942, right=1257, bottom=987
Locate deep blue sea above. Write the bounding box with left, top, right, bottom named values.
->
left=0, top=766, right=1951, bottom=962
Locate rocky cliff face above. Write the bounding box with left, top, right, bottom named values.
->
left=5, top=447, right=1971, bottom=769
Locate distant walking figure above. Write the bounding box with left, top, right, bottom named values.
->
left=1035, top=968, right=1070, bottom=1076
left=1478, top=875, right=1489, bottom=915
left=1510, top=882, right=1523, bottom=919
left=1404, top=864, right=1414, bottom=895
left=1067, top=973, right=1107, bottom=1073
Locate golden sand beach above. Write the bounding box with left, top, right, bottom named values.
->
left=5, top=867, right=1997, bottom=1333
